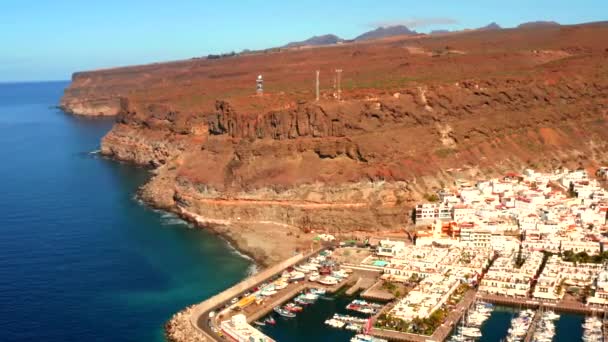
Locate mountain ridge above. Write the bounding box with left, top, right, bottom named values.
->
left=354, top=25, right=418, bottom=41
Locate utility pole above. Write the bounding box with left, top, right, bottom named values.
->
left=315, top=70, right=320, bottom=102
left=335, top=69, right=343, bottom=101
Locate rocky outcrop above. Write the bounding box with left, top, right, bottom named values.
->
left=60, top=96, right=128, bottom=116
left=165, top=306, right=207, bottom=342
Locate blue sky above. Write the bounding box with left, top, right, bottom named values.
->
left=0, top=0, right=605, bottom=82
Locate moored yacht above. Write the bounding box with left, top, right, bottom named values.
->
left=289, top=271, right=306, bottom=282
left=350, top=334, right=388, bottom=342
left=273, top=306, right=296, bottom=318
left=318, top=276, right=339, bottom=285
left=308, top=272, right=320, bottom=282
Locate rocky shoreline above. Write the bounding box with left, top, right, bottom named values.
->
left=164, top=305, right=207, bottom=342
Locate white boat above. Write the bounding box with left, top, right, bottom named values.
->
left=318, top=276, right=338, bottom=285
left=309, top=272, right=320, bottom=282
left=309, top=287, right=326, bottom=295
left=332, top=314, right=367, bottom=325
left=274, top=306, right=296, bottom=318
left=345, top=323, right=362, bottom=331
left=274, top=280, right=288, bottom=290
left=324, top=318, right=346, bottom=329
left=461, top=327, right=482, bottom=338
left=289, top=271, right=306, bottom=282
left=544, top=311, right=560, bottom=321
left=260, top=285, right=277, bottom=296
left=303, top=293, right=319, bottom=301
left=332, top=269, right=349, bottom=279
left=582, top=316, right=603, bottom=342
left=260, top=289, right=277, bottom=296
left=294, top=265, right=310, bottom=273
left=505, top=309, right=535, bottom=341
left=350, top=334, right=387, bottom=342
left=300, top=264, right=318, bottom=272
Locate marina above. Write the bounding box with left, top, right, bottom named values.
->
left=187, top=242, right=608, bottom=341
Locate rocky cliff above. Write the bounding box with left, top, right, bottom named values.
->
left=63, top=22, right=608, bottom=263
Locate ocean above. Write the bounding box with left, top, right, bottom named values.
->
left=0, top=81, right=251, bottom=342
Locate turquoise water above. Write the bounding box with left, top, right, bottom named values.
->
left=263, top=295, right=588, bottom=342
left=554, top=312, right=585, bottom=342
left=476, top=306, right=584, bottom=341
left=259, top=290, right=361, bottom=342
left=0, top=81, right=251, bottom=342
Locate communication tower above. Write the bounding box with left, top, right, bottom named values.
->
left=256, top=75, right=263, bottom=95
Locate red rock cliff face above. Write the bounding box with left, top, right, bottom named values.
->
left=99, top=77, right=608, bottom=236
left=60, top=72, right=132, bottom=116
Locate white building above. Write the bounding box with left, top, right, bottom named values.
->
left=415, top=203, right=452, bottom=226
left=389, top=273, right=460, bottom=321
left=453, top=205, right=475, bottom=222
left=377, top=239, right=406, bottom=257
left=221, top=314, right=275, bottom=342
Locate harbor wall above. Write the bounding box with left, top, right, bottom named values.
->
left=479, top=293, right=608, bottom=315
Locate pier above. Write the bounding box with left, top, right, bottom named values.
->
left=361, top=280, right=396, bottom=302
left=479, top=293, right=608, bottom=315
left=346, top=270, right=380, bottom=296
left=523, top=310, right=541, bottom=342
left=245, top=277, right=351, bottom=324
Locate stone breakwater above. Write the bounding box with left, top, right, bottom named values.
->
left=165, top=305, right=207, bottom=342
left=164, top=251, right=318, bottom=342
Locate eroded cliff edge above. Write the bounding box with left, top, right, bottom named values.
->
left=98, top=77, right=608, bottom=264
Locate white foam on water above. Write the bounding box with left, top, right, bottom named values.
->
left=131, top=195, right=193, bottom=228
left=132, top=195, right=145, bottom=206
left=224, top=240, right=254, bottom=261
left=163, top=218, right=193, bottom=227
left=246, top=263, right=259, bottom=276
left=161, top=212, right=175, bottom=219
left=222, top=237, right=258, bottom=274
left=130, top=192, right=254, bottom=270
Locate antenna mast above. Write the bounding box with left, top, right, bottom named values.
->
left=315, top=70, right=320, bottom=101
left=335, top=69, right=342, bottom=101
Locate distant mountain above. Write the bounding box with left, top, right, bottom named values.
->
left=430, top=29, right=451, bottom=35
left=478, top=22, right=502, bottom=31
left=517, top=21, right=560, bottom=29
left=284, top=34, right=343, bottom=48
left=354, top=25, right=417, bottom=41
